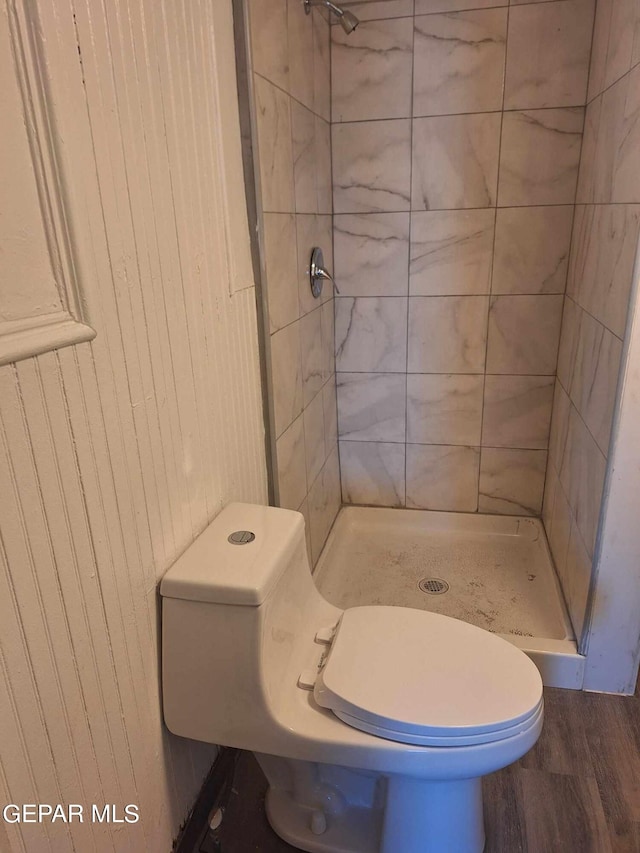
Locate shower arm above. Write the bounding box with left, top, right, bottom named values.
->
left=304, top=0, right=360, bottom=32
left=304, top=0, right=346, bottom=15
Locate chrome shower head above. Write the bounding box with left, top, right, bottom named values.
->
left=303, top=0, right=360, bottom=34
left=338, top=9, right=359, bottom=34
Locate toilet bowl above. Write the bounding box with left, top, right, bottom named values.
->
left=161, top=503, right=543, bottom=853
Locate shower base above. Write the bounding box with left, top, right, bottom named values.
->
left=314, top=506, right=585, bottom=689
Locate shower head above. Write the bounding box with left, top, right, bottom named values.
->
left=338, top=8, right=359, bottom=34
left=303, top=0, right=360, bottom=34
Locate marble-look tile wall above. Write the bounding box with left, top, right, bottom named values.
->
left=332, top=0, right=595, bottom=519
left=248, top=0, right=340, bottom=564
left=544, top=0, right=640, bottom=640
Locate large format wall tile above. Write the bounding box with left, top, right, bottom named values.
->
left=567, top=205, right=640, bottom=338
left=276, top=414, right=307, bottom=510
left=586, top=0, right=613, bottom=100
left=340, top=441, right=405, bottom=506
left=334, top=213, right=410, bottom=297
left=601, top=0, right=638, bottom=92
left=410, top=210, right=495, bottom=296
left=304, top=390, right=326, bottom=485
left=254, top=75, right=295, bottom=213
left=416, top=0, right=505, bottom=11
left=271, top=320, right=303, bottom=437
left=323, top=379, right=338, bottom=450
left=498, top=108, right=584, bottom=206
left=300, top=308, right=324, bottom=405
left=575, top=96, right=602, bottom=203
left=312, top=6, right=331, bottom=121
left=308, top=449, right=341, bottom=563
left=263, top=213, right=299, bottom=333
left=492, top=207, right=573, bottom=295
left=408, top=296, right=489, bottom=373
left=327, top=0, right=608, bottom=523
left=541, top=467, right=561, bottom=568
left=321, top=300, right=335, bottom=384
left=349, top=0, right=414, bottom=21
left=504, top=0, right=594, bottom=110
left=412, top=113, right=501, bottom=209
left=612, top=64, right=640, bottom=204
left=292, top=107, right=333, bottom=215
left=548, top=380, right=571, bottom=473
left=486, top=295, right=564, bottom=375
left=250, top=2, right=338, bottom=563
left=406, top=444, right=480, bottom=511
left=563, top=519, right=592, bottom=637
left=479, top=448, right=547, bottom=516
left=407, top=374, right=484, bottom=445
left=589, top=75, right=627, bottom=204
left=482, top=375, right=554, bottom=449
left=548, top=465, right=573, bottom=580
left=564, top=308, right=623, bottom=454
left=556, top=296, right=581, bottom=391
left=332, top=18, right=413, bottom=122
left=581, top=67, right=640, bottom=206
left=288, top=0, right=314, bottom=111
left=333, top=119, right=412, bottom=213
left=559, top=406, right=607, bottom=557
left=337, top=373, right=406, bottom=441
left=250, top=0, right=289, bottom=91
left=316, top=116, right=332, bottom=214
left=413, top=9, right=507, bottom=117
left=292, top=101, right=318, bottom=213
left=336, top=297, right=408, bottom=372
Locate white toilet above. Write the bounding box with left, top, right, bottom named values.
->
left=161, top=503, right=543, bottom=853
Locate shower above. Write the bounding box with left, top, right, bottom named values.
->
left=244, top=0, right=640, bottom=697
left=303, top=0, right=359, bottom=34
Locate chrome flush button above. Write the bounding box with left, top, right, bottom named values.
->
left=227, top=530, right=256, bottom=545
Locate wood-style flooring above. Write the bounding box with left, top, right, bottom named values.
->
left=217, top=684, right=640, bottom=852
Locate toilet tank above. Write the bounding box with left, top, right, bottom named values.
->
left=160, top=502, right=314, bottom=746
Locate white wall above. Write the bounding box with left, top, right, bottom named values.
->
left=0, top=0, right=267, bottom=850
left=583, top=240, right=640, bottom=694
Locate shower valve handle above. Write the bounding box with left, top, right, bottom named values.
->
left=310, top=246, right=340, bottom=299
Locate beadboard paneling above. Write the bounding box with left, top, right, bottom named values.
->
left=0, top=0, right=267, bottom=850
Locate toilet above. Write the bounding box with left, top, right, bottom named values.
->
left=161, top=503, right=543, bottom=853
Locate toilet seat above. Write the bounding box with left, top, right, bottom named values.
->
left=313, top=606, right=543, bottom=747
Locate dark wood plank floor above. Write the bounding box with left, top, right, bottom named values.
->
left=217, top=683, right=640, bottom=852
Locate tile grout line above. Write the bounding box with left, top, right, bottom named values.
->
left=478, top=1, right=510, bottom=515
left=332, top=103, right=588, bottom=126
left=327, top=6, right=345, bottom=506
left=403, top=0, right=416, bottom=509
left=327, top=202, right=634, bottom=217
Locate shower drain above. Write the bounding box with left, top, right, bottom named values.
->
left=418, top=577, right=449, bottom=595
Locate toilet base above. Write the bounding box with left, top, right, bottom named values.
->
left=265, top=787, right=381, bottom=853
left=381, top=775, right=484, bottom=853
left=258, top=754, right=486, bottom=853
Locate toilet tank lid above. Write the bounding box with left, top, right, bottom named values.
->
left=160, top=503, right=305, bottom=606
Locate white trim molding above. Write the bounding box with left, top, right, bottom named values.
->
left=0, top=313, right=95, bottom=366
left=0, top=0, right=95, bottom=367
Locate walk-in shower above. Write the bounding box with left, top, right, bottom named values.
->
left=242, top=0, right=640, bottom=695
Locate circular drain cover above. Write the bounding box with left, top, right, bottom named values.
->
left=418, top=578, right=449, bottom=595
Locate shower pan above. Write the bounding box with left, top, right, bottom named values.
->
left=314, top=507, right=583, bottom=689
